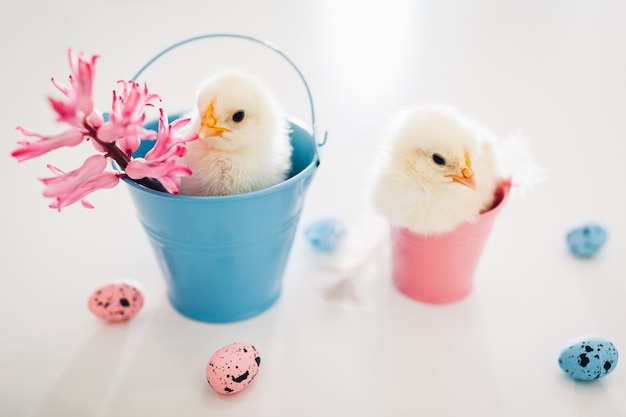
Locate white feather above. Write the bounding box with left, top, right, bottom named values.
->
left=495, top=132, right=545, bottom=198
left=178, top=69, right=292, bottom=196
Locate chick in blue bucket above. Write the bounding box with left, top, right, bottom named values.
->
left=177, top=69, right=293, bottom=196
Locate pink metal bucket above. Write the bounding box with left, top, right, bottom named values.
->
left=391, top=182, right=510, bottom=304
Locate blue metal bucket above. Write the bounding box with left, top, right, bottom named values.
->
left=124, top=34, right=325, bottom=322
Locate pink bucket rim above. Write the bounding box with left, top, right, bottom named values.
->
left=393, top=179, right=512, bottom=240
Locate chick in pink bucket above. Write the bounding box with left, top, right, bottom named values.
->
left=371, top=104, right=541, bottom=303
left=371, top=104, right=501, bottom=235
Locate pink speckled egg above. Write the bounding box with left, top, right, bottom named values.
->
left=206, top=343, right=261, bottom=394
left=88, top=282, right=144, bottom=323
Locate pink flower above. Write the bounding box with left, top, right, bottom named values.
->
left=98, top=80, right=160, bottom=155
left=146, top=109, right=197, bottom=160
left=12, top=127, right=85, bottom=162
left=125, top=109, right=197, bottom=194
left=41, top=155, right=120, bottom=210
left=126, top=158, right=192, bottom=194
left=49, top=49, right=98, bottom=129
left=12, top=49, right=97, bottom=162
left=14, top=48, right=195, bottom=209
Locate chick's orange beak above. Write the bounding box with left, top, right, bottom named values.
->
left=449, top=151, right=476, bottom=190
left=199, top=101, right=228, bottom=138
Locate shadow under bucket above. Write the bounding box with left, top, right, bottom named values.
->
left=125, top=119, right=318, bottom=322
left=391, top=181, right=510, bottom=304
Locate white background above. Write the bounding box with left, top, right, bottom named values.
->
left=1, top=1, right=626, bottom=416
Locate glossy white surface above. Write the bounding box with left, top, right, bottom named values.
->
left=2, top=1, right=626, bottom=416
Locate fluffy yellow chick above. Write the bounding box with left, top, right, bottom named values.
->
left=370, top=104, right=499, bottom=235
left=178, top=69, right=292, bottom=196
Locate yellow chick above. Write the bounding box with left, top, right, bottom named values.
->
left=370, top=104, right=499, bottom=235
left=179, top=69, right=292, bottom=196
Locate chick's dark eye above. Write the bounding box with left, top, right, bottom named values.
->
left=232, top=110, right=245, bottom=123
left=432, top=154, right=446, bottom=166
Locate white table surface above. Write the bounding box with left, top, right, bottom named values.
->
left=2, top=1, right=626, bottom=416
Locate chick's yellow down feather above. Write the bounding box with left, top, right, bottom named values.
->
left=370, top=104, right=499, bottom=235
left=178, top=69, right=292, bottom=196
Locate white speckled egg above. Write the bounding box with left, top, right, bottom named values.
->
left=88, top=282, right=144, bottom=323
left=558, top=335, right=618, bottom=381
left=206, top=342, right=261, bottom=394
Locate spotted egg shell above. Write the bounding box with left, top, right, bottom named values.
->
left=88, top=282, right=144, bottom=323
left=566, top=224, right=607, bottom=258
left=558, top=335, right=618, bottom=381
left=305, top=218, right=346, bottom=252
left=206, top=342, right=261, bottom=395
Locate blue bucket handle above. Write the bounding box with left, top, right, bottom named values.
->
left=132, top=33, right=328, bottom=147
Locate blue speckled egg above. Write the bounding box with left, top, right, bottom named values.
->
left=304, top=218, right=346, bottom=252
left=558, top=335, right=618, bottom=381
left=566, top=224, right=607, bottom=258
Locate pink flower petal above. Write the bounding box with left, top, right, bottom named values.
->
left=122, top=109, right=195, bottom=193
left=97, top=122, right=129, bottom=143
left=48, top=49, right=98, bottom=129
left=12, top=127, right=85, bottom=162
left=145, top=109, right=198, bottom=161
left=98, top=80, right=160, bottom=155
left=41, top=155, right=108, bottom=198
left=48, top=171, right=119, bottom=210
left=86, top=109, right=103, bottom=130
